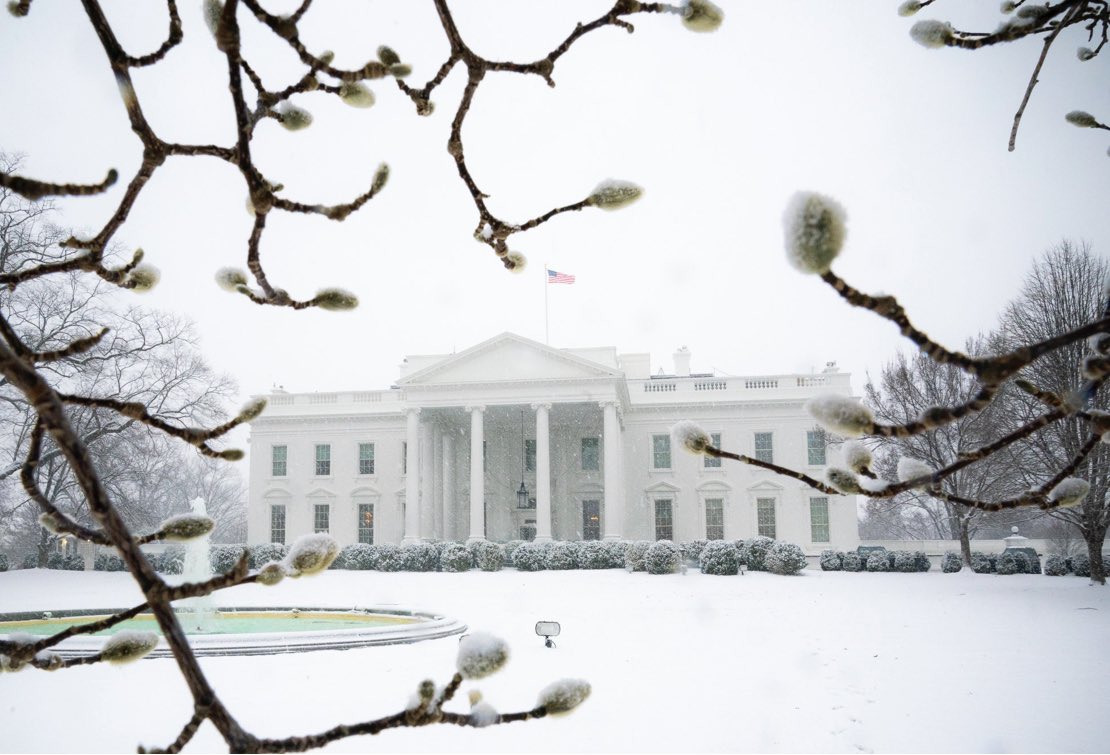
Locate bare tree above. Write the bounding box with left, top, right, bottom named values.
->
left=0, top=1, right=723, bottom=751
left=994, top=241, right=1110, bottom=583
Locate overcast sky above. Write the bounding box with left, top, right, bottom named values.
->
left=2, top=1, right=1108, bottom=411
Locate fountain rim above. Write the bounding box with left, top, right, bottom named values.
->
left=0, top=606, right=467, bottom=657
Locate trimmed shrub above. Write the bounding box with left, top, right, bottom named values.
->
left=1043, top=554, right=1068, bottom=576
left=866, top=553, right=889, bottom=572
left=841, top=552, right=863, bottom=572
left=970, top=553, right=994, bottom=574
left=680, top=540, right=707, bottom=566
left=401, top=542, right=439, bottom=572
left=210, top=544, right=246, bottom=574
left=577, top=541, right=609, bottom=570
left=248, top=543, right=288, bottom=569
left=894, top=551, right=917, bottom=573
left=624, top=541, right=651, bottom=572
left=645, top=540, right=681, bottom=575
left=546, top=541, right=580, bottom=570
left=512, top=542, right=547, bottom=572
left=474, top=541, right=504, bottom=572
left=0, top=553, right=8, bottom=572
left=440, top=542, right=473, bottom=572
left=46, top=553, right=63, bottom=570
left=20, top=554, right=38, bottom=569
left=155, top=546, right=185, bottom=575
left=339, top=543, right=375, bottom=570
left=819, top=550, right=843, bottom=571
left=1072, top=554, right=1091, bottom=577
left=602, top=540, right=628, bottom=568
left=767, top=542, right=808, bottom=575
left=913, top=551, right=931, bottom=572
left=62, top=554, right=84, bottom=571
left=742, top=536, right=775, bottom=572
left=996, top=552, right=1020, bottom=575
left=1028, top=553, right=1042, bottom=575
left=502, top=539, right=526, bottom=567
left=95, top=553, right=125, bottom=572
left=699, top=540, right=740, bottom=575
left=941, top=551, right=963, bottom=573
left=375, top=543, right=405, bottom=572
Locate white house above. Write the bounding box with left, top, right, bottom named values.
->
left=246, top=333, right=860, bottom=553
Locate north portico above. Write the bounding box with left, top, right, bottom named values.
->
left=246, top=332, right=861, bottom=552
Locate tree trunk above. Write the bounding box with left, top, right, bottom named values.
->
left=1085, top=527, right=1107, bottom=586
left=959, top=517, right=973, bottom=567
left=36, top=526, right=50, bottom=567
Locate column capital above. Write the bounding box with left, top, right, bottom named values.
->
left=530, top=402, right=552, bottom=412
left=598, top=399, right=619, bottom=410
left=465, top=404, right=486, bottom=414
left=405, top=406, right=422, bottom=417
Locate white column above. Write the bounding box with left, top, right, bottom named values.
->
left=602, top=400, right=623, bottom=540
left=532, top=402, right=553, bottom=542
left=432, top=424, right=443, bottom=539
left=467, top=405, right=486, bottom=543
left=420, top=420, right=435, bottom=540
left=402, top=408, right=421, bottom=544
left=442, top=432, right=456, bottom=541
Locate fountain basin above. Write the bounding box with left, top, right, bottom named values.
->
left=0, top=607, right=466, bottom=657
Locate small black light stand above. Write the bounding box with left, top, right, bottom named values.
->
left=535, top=620, right=560, bottom=649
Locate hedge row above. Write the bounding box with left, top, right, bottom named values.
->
left=1043, top=553, right=1110, bottom=577
left=819, top=549, right=930, bottom=573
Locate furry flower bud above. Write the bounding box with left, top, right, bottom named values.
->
left=826, top=468, right=864, bottom=495
left=806, top=395, right=873, bottom=437
left=1066, top=110, right=1100, bottom=128
left=1077, top=47, right=1096, bottom=61
left=159, top=514, right=214, bottom=542
left=1049, top=478, right=1089, bottom=508
left=587, top=180, right=643, bottom=211
left=314, top=288, right=359, bottom=311
left=456, top=632, right=509, bottom=679
left=377, top=45, right=400, bottom=65
left=538, top=679, right=591, bottom=715
left=256, top=561, right=286, bottom=586
left=505, top=251, right=527, bottom=273
left=275, top=104, right=313, bottom=131
left=339, top=82, right=375, bottom=108
left=128, top=264, right=160, bottom=293
left=782, top=191, right=847, bottom=274
left=841, top=440, right=872, bottom=473
left=682, top=0, right=723, bottom=32
left=898, top=1, right=922, bottom=16
left=101, top=632, right=159, bottom=664
left=910, top=20, right=955, bottom=48
left=672, top=421, right=711, bottom=455
left=215, top=267, right=248, bottom=291
left=284, top=533, right=340, bottom=576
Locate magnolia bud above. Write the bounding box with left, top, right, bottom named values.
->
left=339, top=82, right=375, bottom=108
left=284, top=533, right=340, bottom=575
left=587, top=180, right=643, bottom=211
left=314, top=288, right=359, bottom=311
left=456, top=632, right=509, bottom=679
left=159, top=514, right=214, bottom=542
left=782, top=191, right=847, bottom=275
left=910, top=20, right=955, bottom=48
left=682, top=0, right=723, bottom=32
left=128, top=264, right=160, bottom=293
left=672, top=421, right=711, bottom=455
left=806, top=395, right=873, bottom=437
left=215, top=267, right=248, bottom=292
left=1065, top=110, right=1099, bottom=128
left=256, top=561, right=286, bottom=586
left=538, top=679, right=591, bottom=715
left=276, top=104, right=313, bottom=131
left=101, top=632, right=159, bottom=664
left=1049, top=478, right=1089, bottom=508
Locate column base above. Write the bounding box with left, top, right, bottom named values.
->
left=533, top=534, right=553, bottom=544
left=466, top=536, right=487, bottom=545
left=603, top=534, right=623, bottom=542
left=401, top=536, right=423, bottom=545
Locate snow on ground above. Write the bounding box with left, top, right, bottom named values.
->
left=2, top=567, right=1109, bottom=753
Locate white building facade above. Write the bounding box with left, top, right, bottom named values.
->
left=246, top=333, right=860, bottom=553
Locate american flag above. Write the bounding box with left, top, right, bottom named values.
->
left=547, top=269, right=575, bottom=284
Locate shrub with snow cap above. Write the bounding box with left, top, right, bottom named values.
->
left=996, top=552, right=1020, bottom=575
left=587, top=179, right=643, bottom=211
left=680, top=540, right=707, bottom=566
left=101, top=631, right=159, bottom=665
left=971, top=552, right=995, bottom=574
left=474, top=540, right=504, bottom=572
left=893, top=551, right=917, bottom=573
left=807, top=395, right=873, bottom=437
left=941, top=551, right=962, bottom=573
left=601, top=540, right=628, bottom=568
left=820, top=550, right=843, bottom=571
left=1043, top=555, right=1068, bottom=576
left=401, top=542, right=439, bottom=572
left=672, top=420, right=711, bottom=455
left=284, top=533, right=339, bottom=576
left=512, top=542, right=547, bottom=572
left=210, top=544, right=246, bottom=574
left=699, top=540, right=739, bottom=575
left=440, top=542, right=473, bottom=572
left=501, top=539, right=525, bottom=566
left=767, top=542, right=808, bottom=575
left=623, top=541, right=651, bottom=571
left=538, top=679, right=591, bottom=715
left=866, top=553, right=889, bottom=572
left=1049, top=478, right=1089, bottom=508
left=577, top=540, right=608, bottom=569
left=841, top=440, right=872, bottom=473
left=95, top=553, right=124, bottom=572
left=741, top=535, right=775, bottom=572
left=782, top=191, right=847, bottom=275
left=545, top=541, right=580, bottom=570
left=159, top=514, right=214, bottom=542
left=338, top=543, right=375, bottom=570
left=248, top=543, right=288, bottom=569
left=374, top=543, right=405, bottom=572
left=456, top=632, right=509, bottom=679
left=841, top=552, right=863, bottom=572
left=1071, top=554, right=1091, bottom=577
left=644, top=540, right=681, bottom=574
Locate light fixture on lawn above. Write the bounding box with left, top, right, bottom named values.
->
left=516, top=408, right=529, bottom=509
left=535, top=620, right=561, bottom=649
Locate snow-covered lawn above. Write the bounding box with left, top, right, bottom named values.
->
left=2, top=567, right=1108, bottom=753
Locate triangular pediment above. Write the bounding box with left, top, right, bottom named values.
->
left=398, top=333, right=622, bottom=386
left=747, top=480, right=785, bottom=493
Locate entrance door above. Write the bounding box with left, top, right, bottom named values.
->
left=582, top=500, right=601, bottom=540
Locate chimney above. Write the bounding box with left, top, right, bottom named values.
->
left=673, top=346, right=691, bottom=377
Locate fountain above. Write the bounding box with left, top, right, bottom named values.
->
left=179, top=496, right=217, bottom=633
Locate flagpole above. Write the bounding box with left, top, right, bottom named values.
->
left=544, top=262, right=550, bottom=345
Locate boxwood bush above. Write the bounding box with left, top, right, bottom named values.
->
left=970, top=552, right=996, bottom=574
left=439, top=542, right=473, bottom=572
left=996, top=552, right=1020, bottom=575
left=841, top=552, right=863, bottom=572
left=866, top=553, right=889, bottom=572
left=155, top=546, right=185, bottom=575
left=249, top=543, right=288, bottom=569
left=941, top=551, right=963, bottom=573
left=335, top=543, right=372, bottom=570
left=767, top=542, right=807, bottom=575
left=699, top=540, right=740, bottom=575
left=624, top=541, right=651, bottom=572
left=820, top=550, right=843, bottom=571
left=1071, top=553, right=1090, bottom=577
left=741, top=536, right=775, bottom=572
left=474, top=540, right=504, bottom=572
left=502, top=539, right=526, bottom=567
left=512, top=541, right=547, bottom=571
left=577, top=541, right=609, bottom=569
left=375, top=543, right=405, bottom=572
left=913, top=552, right=931, bottom=572
left=602, top=540, right=628, bottom=568
left=94, top=553, right=125, bottom=572
left=0, top=553, right=8, bottom=572
left=210, top=544, right=246, bottom=574
left=401, top=542, right=439, bottom=572
left=893, top=551, right=917, bottom=573
left=1043, top=554, right=1068, bottom=576
left=644, top=540, right=681, bottom=575
left=545, top=541, right=580, bottom=570
left=680, top=540, right=707, bottom=566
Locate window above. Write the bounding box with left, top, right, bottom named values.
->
left=520, top=521, right=536, bottom=541
left=583, top=500, right=601, bottom=540
left=810, top=497, right=830, bottom=543
left=704, top=433, right=722, bottom=468
left=652, top=434, right=671, bottom=469
left=581, top=437, right=599, bottom=471
left=807, top=431, right=826, bottom=466
left=359, top=443, right=375, bottom=475
left=270, top=505, right=285, bottom=544
left=314, top=503, right=330, bottom=534
left=315, top=444, right=331, bottom=476
left=401, top=441, right=407, bottom=475
left=705, top=498, right=724, bottom=540
left=757, top=497, right=776, bottom=539
left=525, top=439, right=536, bottom=472
left=654, top=499, right=673, bottom=541
left=358, top=503, right=374, bottom=544
left=754, top=433, right=773, bottom=464
left=271, top=445, right=287, bottom=477
left=519, top=496, right=536, bottom=510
